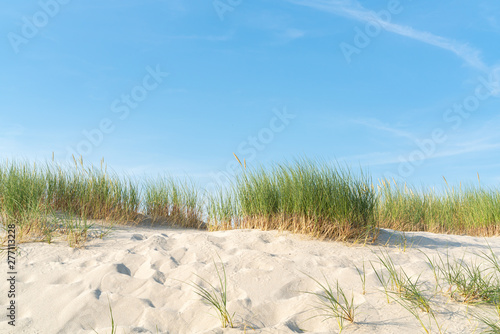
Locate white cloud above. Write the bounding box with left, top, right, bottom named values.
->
left=342, top=116, right=500, bottom=167
left=288, top=0, right=489, bottom=72
left=164, top=33, right=234, bottom=42
left=352, top=118, right=418, bottom=142
left=282, top=28, right=306, bottom=40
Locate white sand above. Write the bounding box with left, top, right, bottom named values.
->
left=3, top=224, right=500, bottom=333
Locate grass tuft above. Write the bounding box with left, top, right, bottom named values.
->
left=371, top=251, right=442, bottom=333
left=208, top=159, right=377, bottom=241
left=303, top=273, right=356, bottom=333
left=428, top=252, right=500, bottom=305
left=2, top=157, right=500, bottom=248
left=185, top=256, right=235, bottom=328
left=143, top=176, right=203, bottom=229
left=0, top=159, right=203, bottom=247
left=377, top=178, right=500, bottom=236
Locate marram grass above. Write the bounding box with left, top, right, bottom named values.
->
left=1, top=157, right=500, bottom=247
left=208, top=159, right=378, bottom=241
left=0, top=159, right=202, bottom=246
left=303, top=273, right=356, bottom=333
left=377, top=177, right=500, bottom=236
left=143, top=176, right=204, bottom=229
left=45, top=162, right=140, bottom=221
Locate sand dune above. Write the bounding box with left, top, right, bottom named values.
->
left=3, top=225, right=500, bottom=333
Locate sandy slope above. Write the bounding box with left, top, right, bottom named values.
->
left=2, top=224, right=500, bottom=334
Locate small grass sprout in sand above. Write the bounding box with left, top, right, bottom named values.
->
left=92, top=297, right=118, bottom=334
left=424, top=246, right=500, bottom=332
left=391, top=295, right=442, bottom=334
left=303, top=273, right=356, bottom=333
left=186, top=256, right=235, bottom=328
left=372, top=251, right=441, bottom=333
left=354, top=260, right=366, bottom=295
left=478, top=245, right=500, bottom=275
left=471, top=305, right=500, bottom=334
left=371, top=251, right=405, bottom=303
left=92, top=301, right=164, bottom=334
left=427, top=251, right=500, bottom=305
left=391, top=274, right=443, bottom=334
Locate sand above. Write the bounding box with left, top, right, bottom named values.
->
left=2, top=224, right=500, bottom=334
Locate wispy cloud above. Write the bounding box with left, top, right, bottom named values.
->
left=337, top=151, right=401, bottom=166
left=340, top=139, right=500, bottom=169
left=433, top=142, right=500, bottom=160
left=242, top=10, right=306, bottom=44
left=278, top=28, right=306, bottom=41
left=164, top=33, right=234, bottom=42
left=436, top=121, right=500, bottom=159
left=479, top=3, right=500, bottom=32
left=352, top=118, right=418, bottom=142
left=288, top=0, right=489, bottom=72
left=343, top=130, right=500, bottom=168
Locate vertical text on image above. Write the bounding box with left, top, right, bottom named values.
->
left=6, top=223, right=17, bottom=327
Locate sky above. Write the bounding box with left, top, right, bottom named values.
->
left=1, top=0, right=500, bottom=190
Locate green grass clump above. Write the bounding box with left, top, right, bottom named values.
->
left=0, top=160, right=53, bottom=243
left=46, top=161, right=140, bottom=221
left=3, top=155, right=500, bottom=247
left=304, top=273, right=356, bottom=333
left=372, top=251, right=441, bottom=333
left=143, top=176, right=203, bottom=229
left=209, top=159, right=377, bottom=241
left=0, top=158, right=142, bottom=245
left=426, top=249, right=500, bottom=305
left=424, top=247, right=500, bottom=333
left=471, top=307, right=500, bottom=334
left=0, top=158, right=203, bottom=247
left=207, top=188, right=236, bottom=230
left=377, top=178, right=500, bottom=236
left=185, top=257, right=235, bottom=328
left=372, top=251, right=432, bottom=311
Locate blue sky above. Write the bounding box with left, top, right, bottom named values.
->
left=1, top=0, right=500, bottom=189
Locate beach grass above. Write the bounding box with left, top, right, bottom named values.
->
left=0, top=159, right=140, bottom=244
left=5, top=157, right=500, bottom=333
left=377, top=177, right=500, bottom=236
left=422, top=247, right=500, bottom=332
left=426, top=249, right=500, bottom=305
left=185, top=257, right=235, bottom=328
left=372, top=251, right=442, bottom=333
left=208, top=159, right=378, bottom=241
left=471, top=307, right=500, bottom=334
left=1, top=157, right=500, bottom=247
left=143, top=176, right=204, bottom=229
left=0, top=158, right=202, bottom=246
left=92, top=297, right=118, bottom=334
left=45, top=159, right=140, bottom=222
left=354, top=260, right=367, bottom=295
left=207, top=188, right=236, bottom=231
left=304, top=273, right=356, bottom=333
